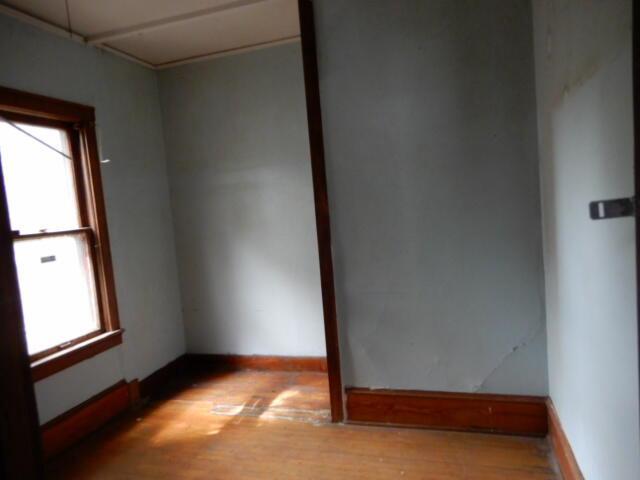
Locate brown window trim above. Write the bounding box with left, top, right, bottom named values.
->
left=31, top=330, right=123, bottom=382
left=0, top=86, right=122, bottom=381
left=29, top=328, right=102, bottom=364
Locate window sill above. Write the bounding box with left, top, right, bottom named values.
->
left=31, top=329, right=123, bottom=382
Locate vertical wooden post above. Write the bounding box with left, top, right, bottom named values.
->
left=0, top=158, right=44, bottom=478
left=298, top=0, right=344, bottom=422
left=633, top=0, right=640, bottom=441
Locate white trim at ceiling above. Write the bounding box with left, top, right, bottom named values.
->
left=155, top=35, right=300, bottom=69
left=0, top=3, right=154, bottom=68
left=0, top=2, right=301, bottom=70
left=86, top=0, right=271, bottom=46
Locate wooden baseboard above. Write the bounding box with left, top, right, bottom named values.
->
left=186, top=353, right=328, bottom=373
left=41, top=380, right=132, bottom=459
left=139, top=355, right=187, bottom=399
left=40, top=354, right=190, bottom=460
left=135, top=354, right=328, bottom=401
left=346, top=387, right=548, bottom=437
left=547, top=399, right=584, bottom=479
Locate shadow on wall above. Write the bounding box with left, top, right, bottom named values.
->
left=158, top=43, right=327, bottom=358
left=175, top=168, right=325, bottom=355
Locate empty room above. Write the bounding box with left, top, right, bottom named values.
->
left=0, top=0, right=638, bottom=479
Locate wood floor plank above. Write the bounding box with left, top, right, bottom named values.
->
left=46, top=370, right=559, bottom=479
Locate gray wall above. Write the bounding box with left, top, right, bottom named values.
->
left=312, top=0, right=548, bottom=394
left=0, top=15, right=185, bottom=423
left=533, top=0, right=640, bottom=477
left=159, top=43, right=326, bottom=356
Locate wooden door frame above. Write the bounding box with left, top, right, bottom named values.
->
left=0, top=156, right=44, bottom=477
left=298, top=0, right=344, bottom=422
left=633, top=0, right=640, bottom=437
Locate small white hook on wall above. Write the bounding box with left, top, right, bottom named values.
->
left=94, top=123, right=111, bottom=165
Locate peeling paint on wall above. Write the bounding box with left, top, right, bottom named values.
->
left=313, top=0, right=548, bottom=396
left=533, top=0, right=639, bottom=477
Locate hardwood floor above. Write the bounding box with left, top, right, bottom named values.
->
left=46, top=370, right=559, bottom=479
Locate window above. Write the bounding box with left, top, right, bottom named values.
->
left=0, top=87, right=121, bottom=381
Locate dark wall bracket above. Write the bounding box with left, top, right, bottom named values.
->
left=589, top=197, right=636, bottom=220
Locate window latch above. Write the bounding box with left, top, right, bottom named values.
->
left=589, top=197, right=636, bottom=220
left=57, top=341, right=73, bottom=350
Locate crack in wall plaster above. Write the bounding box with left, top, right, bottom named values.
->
left=473, top=321, right=545, bottom=393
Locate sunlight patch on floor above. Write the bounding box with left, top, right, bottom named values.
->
left=209, top=402, right=330, bottom=425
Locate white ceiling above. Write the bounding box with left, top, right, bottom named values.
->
left=1, top=0, right=300, bottom=68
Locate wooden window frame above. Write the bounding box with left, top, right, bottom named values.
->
left=0, top=86, right=122, bottom=382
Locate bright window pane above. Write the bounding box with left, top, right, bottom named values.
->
left=13, top=233, right=100, bottom=355
left=0, top=120, right=79, bottom=234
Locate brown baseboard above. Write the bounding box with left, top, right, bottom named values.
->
left=346, top=387, right=548, bottom=437
left=136, top=354, right=327, bottom=401
left=40, top=355, right=191, bottom=460
left=547, top=399, right=584, bottom=479
left=41, top=380, right=132, bottom=459
left=186, top=353, right=328, bottom=373
left=139, top=355, right=188, bottom=399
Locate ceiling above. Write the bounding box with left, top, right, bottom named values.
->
left=0, top=0, right=300, bottom=68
